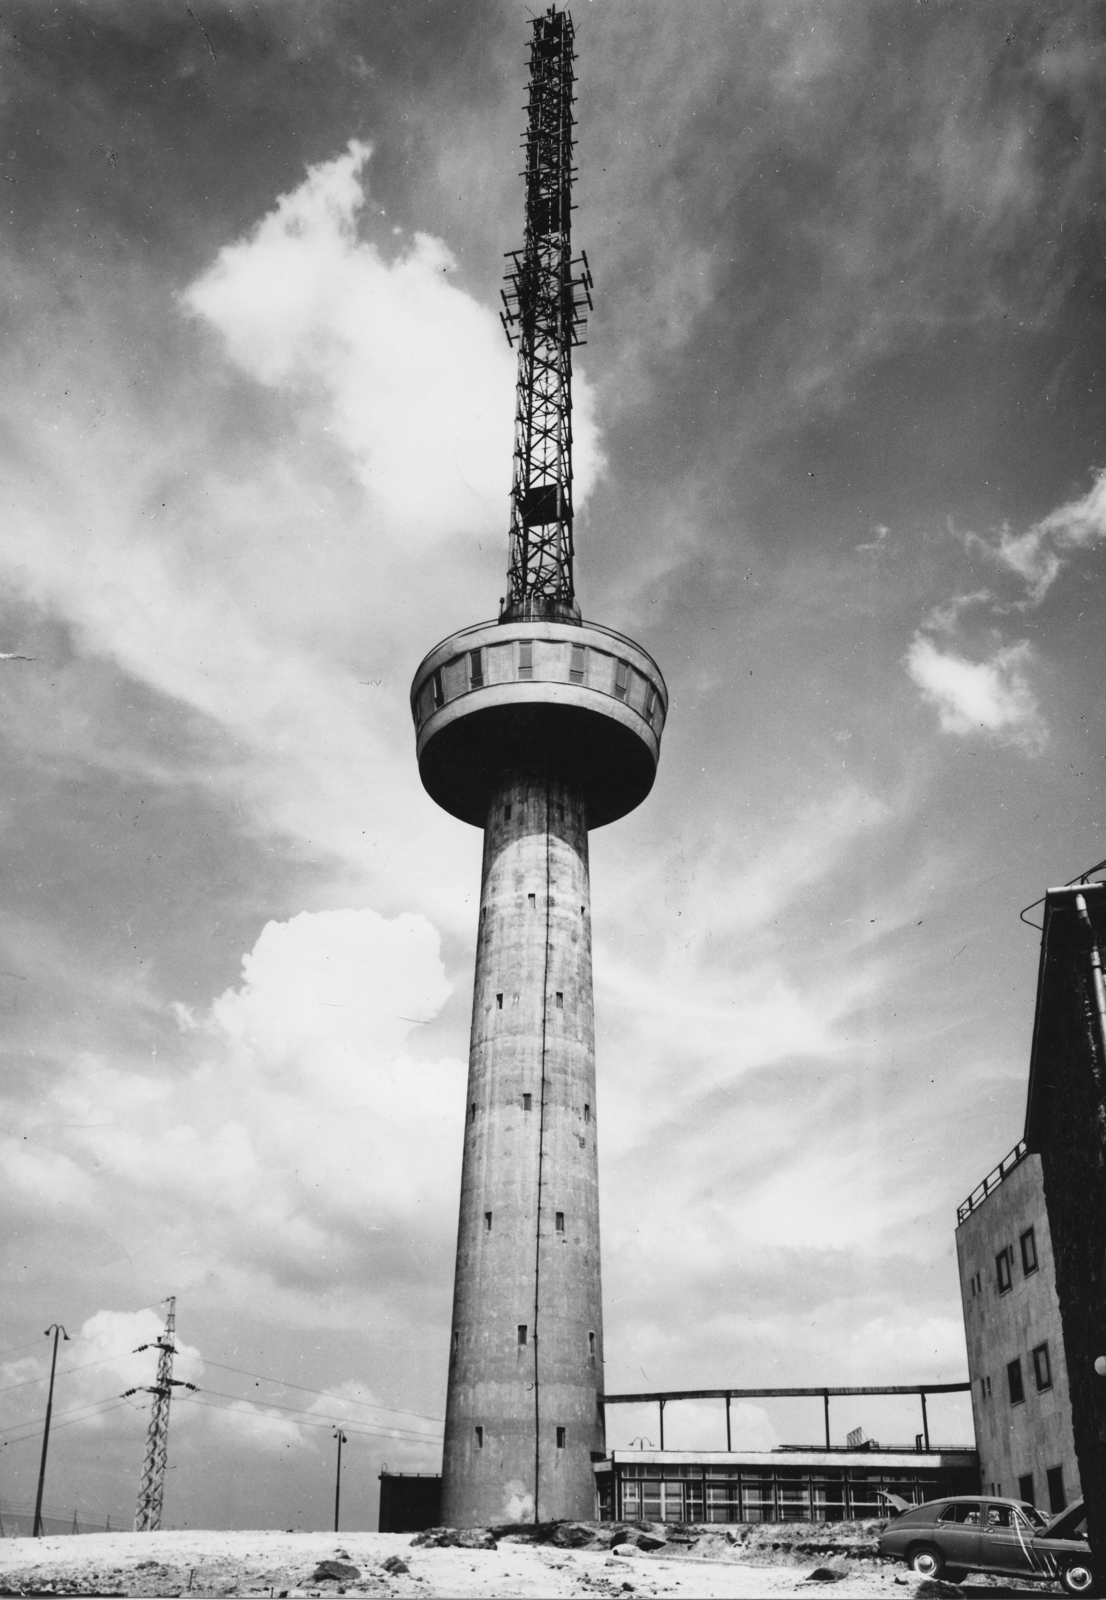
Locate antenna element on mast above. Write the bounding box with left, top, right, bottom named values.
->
left=500, top=6, right=593, bottom=623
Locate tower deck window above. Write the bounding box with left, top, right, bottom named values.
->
left=556, top=1426, right=566, bottom=1448
left=555, top=991, right=563, bottom=1008
left=469, top=1102, right=476, bottom=1125
left=484, top=1211, right=492, bottom=1231
left=1020, top=1226, right=1038, bottom=1275
left=588, top=1331, right=595, bottom=1356
left=517, top=1324, right=528, bottom=1346
left=518, top=640, right=533, bottom=679
left=614, top=660, right=629, bottom=701
left=496, top=993, right=503, bottom=1009
left=469, top=649, right=484, bottom=689
left=452, top=1330, right=459, bottom=1352
left=555, top=1211, right=565, bottom=1232
left=522, top=1093, right=532, bottom=1111
left=569, top=643, right=586, bottom=683
left=584, top=1103, right=591, bottom=1124
left=475, top=1425, right=484, bottom=1448
left=432, top=668, right=444, bottom=708
left=528, top=892, right=536, bottom=909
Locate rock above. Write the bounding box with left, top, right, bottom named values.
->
left=381, top=1555, right=410, bottom=1575
left=410, top=1528, right=460, bottom=1548
left=457, top=1529, right=497, bottom=1550
left=633, top=1529, right=668, bottom=1552
left=311, top=1561, right=361, bottom=1582
left=914, top=1583, right=965, bottom=1599
left=551, top=1521, right=597, bottom=1548
left=610, top=1544, right=638, bottom=1559
left=804, top=1567, right=846, bottom=1583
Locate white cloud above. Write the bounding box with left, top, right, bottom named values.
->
left=966, top=467, right=1106, bottom=606
left=183, top=140, right=602, bottom=547
left=20, top=909, right=464, bottom=1301
left=905, top=634, right=1046, bottom=753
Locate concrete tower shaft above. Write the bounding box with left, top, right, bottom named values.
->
left=408, top=2, right=668, bottom=1529
left=443, top=771, right=602, bottom=1526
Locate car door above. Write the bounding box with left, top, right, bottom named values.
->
left=933, top=1501, right=982, bottom=1567
left=978, top=1504, right=1036, bottom=1573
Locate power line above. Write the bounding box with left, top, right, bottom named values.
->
left=0, top=1348, right=147, bottom=1398
left=0, top=1397, right=135, bottom=1449
left=173, top=1354, right=443, bottom=1426
left=174, top=1391, right=441, bottom=1445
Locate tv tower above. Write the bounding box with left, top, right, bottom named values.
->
left=410, top=6, right=667, bottom=1526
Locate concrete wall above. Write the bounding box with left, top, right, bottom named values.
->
left=956, top=1151, right=1080, bottom=1510
left=441, top=769, right=603, bottom=1527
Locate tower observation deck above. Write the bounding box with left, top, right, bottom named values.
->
left=410, top=6, right=667, bottom=1527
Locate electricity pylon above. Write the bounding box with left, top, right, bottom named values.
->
left=125, top=1297, right=196, bottom=1531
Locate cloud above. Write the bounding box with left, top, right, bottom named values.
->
left=7, top=909, right=464, bottom=1305
left=905, top=634, right=1046, bottom=752
left=966, top=468, right=1106, bottom=606
left=183, top=139, right=602, bottom=547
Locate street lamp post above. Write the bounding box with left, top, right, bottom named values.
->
left=333, top=1429, right=347, bottom=1534
left=33, top=1324, right=69, bottom=1537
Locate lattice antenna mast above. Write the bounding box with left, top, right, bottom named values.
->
left=500, top=5, right=592, bottom=623
left=126, top=1297, right=196, bottom=1532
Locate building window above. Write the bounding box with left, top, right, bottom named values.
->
left=469, top=649, right=484, bottom=689
left=556, top=1426, right=566, bottom=1449
left=1046, top=1465, right=1065, bottom=1513
left=523, top=1093, right=532, bottom=1112
left=504, top=803, right=512, bottom=821
left=1018, top=1473, right=1034, bottom=1505
left=996, top=1247, right=1013, bottom=1294
left=518, top=1324, right=528, bottom=1347
left=1032, top=1342, right=1052, bottom=1391
left=584, top=1103, right=591, bottom=1124
left=518, top=640, right=533, bottom=679
left=1020, top=1227, right=1038, bottom=1276
left=569, top=643, right=586, bottom=684
left=475, top=1425, right=484, bottom=1448
left=1007, top=1357, right=1025, bottom=1406
left=555, top=1212, right=565, bottom=1232
left=484, top=1211, right=492, bottom=1231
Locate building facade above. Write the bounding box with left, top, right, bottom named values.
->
left=1023, top=881, right=1106, bottom=1558
left=595, top=1448, right=979, bottom=1524
left=955, top=1142, right=1080, bottom=1512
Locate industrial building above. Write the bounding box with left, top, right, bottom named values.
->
left=955, top=1141, right=1080, bottom=1509
left=1022, top=880, right=1106, bottom=1557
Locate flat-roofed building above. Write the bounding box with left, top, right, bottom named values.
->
left=955, top=1141, right=1080, bottom=1513
left=594, top=1448, right=979, bottom=1524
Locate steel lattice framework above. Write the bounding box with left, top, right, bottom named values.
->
left=128, top=1298, right=195, bottom=1532
left=500, top=6, right=592, bottom=621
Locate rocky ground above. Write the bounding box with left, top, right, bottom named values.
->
left=0, top=1521, right=1060, bottom=1598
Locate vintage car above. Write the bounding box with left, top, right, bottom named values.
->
left=877, top=1494, right=1095, bottom=1594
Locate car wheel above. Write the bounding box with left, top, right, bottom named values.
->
left=1060, top=1561, right=1098, bottom=1597
left=908, top=1545, right=947, bottom=1579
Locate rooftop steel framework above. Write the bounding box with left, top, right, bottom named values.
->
left=500, top=5, right=592, bottom=622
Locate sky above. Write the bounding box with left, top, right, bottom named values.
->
left=1, top=0, right=1105, bottom=1533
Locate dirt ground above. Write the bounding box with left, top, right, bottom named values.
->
left=0, top=1523, right=1060, bottom=1598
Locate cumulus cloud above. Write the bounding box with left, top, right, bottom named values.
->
left=18, top=909, right=463, bottom=1301
left=905, top=634, right=1046, bottom=753
left=183, top=140, right=602, bottom=546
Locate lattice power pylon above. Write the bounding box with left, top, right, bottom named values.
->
left=500, top=4, right=593, bottom=622
left=126, top=1297, right=196, bottom=1532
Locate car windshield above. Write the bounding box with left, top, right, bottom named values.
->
left=1018, top=1504, right=1047, bottom=1529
